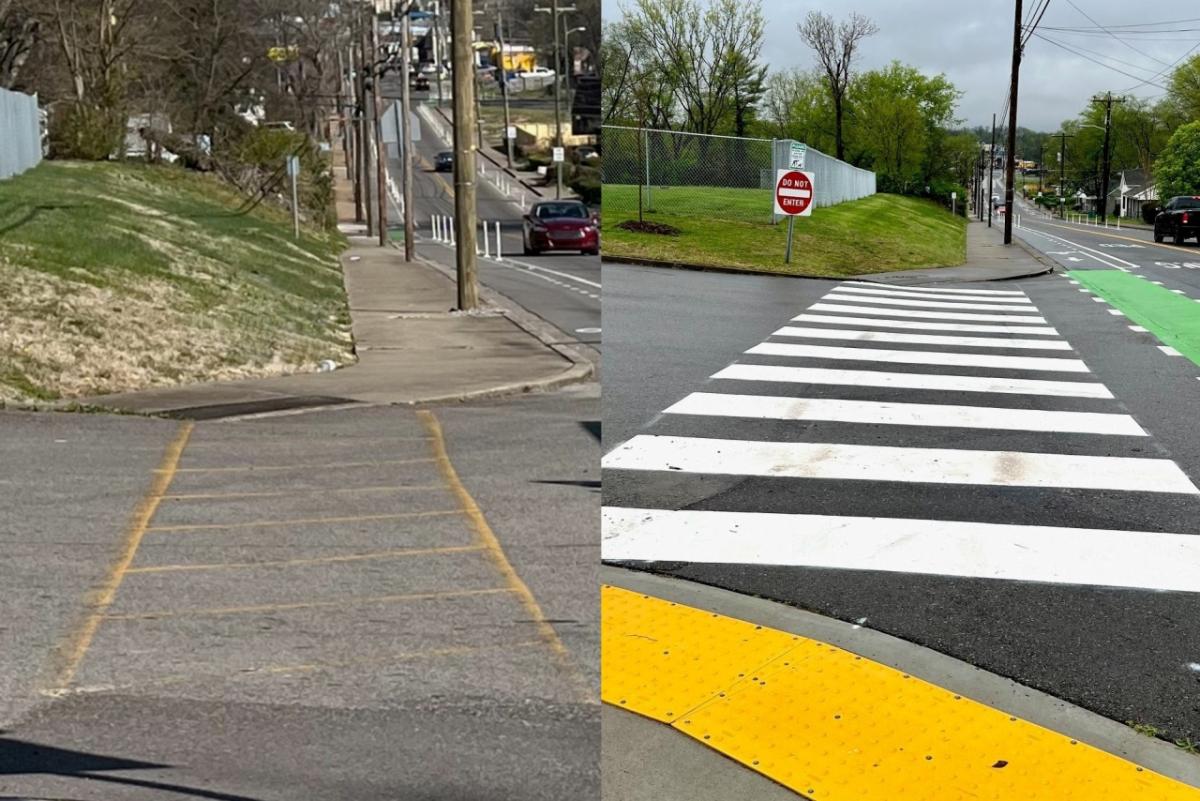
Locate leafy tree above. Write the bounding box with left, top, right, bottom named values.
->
left=760, top=68, right=836, bottom=153
left=1166, top=54, right=1200, bottom=123
left=797, top=10, right=877, bottom=161
left=725, top=50, right=766, bottom=137
left=622, top=0, right=766, bottom=136
left=1155, top=121, right=1200, bottom=198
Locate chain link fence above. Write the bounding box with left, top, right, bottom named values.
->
left=602, top=125, right=875, bottom=224
left=0, top=88, right=42, bottom=180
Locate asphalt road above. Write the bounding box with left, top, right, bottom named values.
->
left=0, top=389, right=599, bottom=799
left=602, top=261, right=1200, bottom=745
left=377, top=82, right=601, bottom=351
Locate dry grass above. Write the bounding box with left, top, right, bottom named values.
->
left=0, top=161, right=353, bottom=404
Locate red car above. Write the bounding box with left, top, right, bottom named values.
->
left=523, top=200, right=600, bottom=255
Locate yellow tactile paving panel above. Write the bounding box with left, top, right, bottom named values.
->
left=601, top=585, right=1200, bottom=800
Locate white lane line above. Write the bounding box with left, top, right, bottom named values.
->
left=1172, top=289, right=1187, bottom=294
left=793, top=313, right=1059, bottom=336
left=811, top=303, right=1048, bottom=324
left=663, top=392, right=1146, bottom=435
left=1108, top=309, right=1125, bottom=316
left=841, top=281, right=1025, bottom=296
left=1160, top=345, right=1183, bottom=356
left=1092, top=297, right=1107, bottom=303
left=1079, top=288, right=1092, bottom=293
left=835, top=285, right=1033, bottom=304
left=714, top=363, right=1113, bottom=398
left=824, top=293, right=1043, bottom=313
left=602, top=436, right=1199, bottom=494
left=601, top=507, right=1200, bottom=592
left=748, top=342, right=1089, bottom=373
left=498, top=258, right=602, bottom=289
left=772, top=326, right=1072, bottom=351
left=1130, top=325, right=1149, bottom=332
left=1016, top=225, right=1136, bottom=271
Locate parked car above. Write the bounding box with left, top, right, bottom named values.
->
left=434, top=151, right=453, bottom=172
left=1153, top=196, right=1200, bottom=244
left=523, top=200, right=599, bottom=256
left=517, top=66, right=555, bottom=78
left=413, top=74, right=430, bottom=91
left=574, top=145, right=599, bottom=162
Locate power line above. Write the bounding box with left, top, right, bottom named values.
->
left=1120, top=40, right=1200, bottom=93
left=1021, top=0, right=1052, bottom=48
left=1034, top=32, right=1169, bottom=76
left=1062, top=0, right=1171, bottom=66
left=1030, top=31, right=1169, bottom=89
left=1041, top=16, right=1200, bottom=30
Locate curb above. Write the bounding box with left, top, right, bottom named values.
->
left=602, top=252, right=1053, bottom=284
left=601, top=564, right=1200, bottom=790
left=411, top=246, right=600, bottom=377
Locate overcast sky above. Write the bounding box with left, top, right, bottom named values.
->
left=752, top=1, right=1195, bottom=131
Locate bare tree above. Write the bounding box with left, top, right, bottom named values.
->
left=798, top=10, right=877, bottom=160
left=0, top=0, right=39, bottom=88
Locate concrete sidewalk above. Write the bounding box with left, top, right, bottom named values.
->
left=85, top=150, right=591, bottom=418
left=860, top=217, right=1055, bottom=285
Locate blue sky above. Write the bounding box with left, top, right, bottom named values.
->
left=594, top=0, right=1182, bottom=131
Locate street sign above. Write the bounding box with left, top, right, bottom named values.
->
left=286, top=155, right=300, bottom=177
left=507, top=126, right=517, bottom=140
left=552, top=146, right=565, bottom=163
left=789, top=141, right=807, bottom=169
left=774, top=169, right=814, bottom=217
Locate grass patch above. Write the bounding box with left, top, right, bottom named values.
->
left=601, top=186, right=966, bottom=277
left=0, top=160, right=353, bottom=404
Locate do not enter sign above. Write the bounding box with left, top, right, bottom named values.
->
left=774, top=169, right=815, bottom=216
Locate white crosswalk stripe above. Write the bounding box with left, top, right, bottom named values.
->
left=603, top=280, right=1200, bottom=592
left=810, top=302, right=1049, bottom=323
left=663, top=392, right=1147, bottom=435
left=834, top=285, right=1035, bottom=304
left=601, top=508, right=1200, bottom=593
left=772, top=326, right=1073, bottom=350
left=792, top=313, right=1060, bottom=335
left=840, top=281, right=1026, bottom=296
left=747, top=342, right=1090, bottom=372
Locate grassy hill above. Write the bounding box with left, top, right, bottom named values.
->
left=602, top=187, right=966, bottom=277
left=0, top=161, right=353, bottom=405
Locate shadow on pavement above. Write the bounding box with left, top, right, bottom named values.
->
left=0, top=735, right=264, bottom=801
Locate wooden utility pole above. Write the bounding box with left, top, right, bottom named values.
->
left=369, top=11, right=387, bottom=247
left=400, top=4, right=416, bottom=260
left=495, top=6, right=515, bottom=169
left=1038, top=141, right=1044, bottom=195
left=1093, top=92, right=1125, bottom=226
left=451, top=0, right=479, bottom=310
left=988, top=113, right=996, bottom=229
left=1051, top=131, right=1072, bottom=219
left=1003, top=0, right=1022, bottom=244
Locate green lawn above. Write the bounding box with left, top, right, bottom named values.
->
left=602, top=185, right=967, bottom=277
left=0, top=160, right=353, bottom=404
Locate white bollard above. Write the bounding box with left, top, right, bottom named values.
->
left=482, top=222, right=490, bottom=258
left=495, top=221, right=503, bottom=261
left=449, top=217, right=456, bottom=247
left=430, top=217, right=437, bottom=241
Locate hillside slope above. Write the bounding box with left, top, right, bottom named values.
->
left=0, top=161, right=353, bottom=404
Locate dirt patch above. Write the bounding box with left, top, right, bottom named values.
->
left=615, top=220, right=681, bottom=236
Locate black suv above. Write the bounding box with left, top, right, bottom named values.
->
left=434, top=151, right=453, bottom=172
left=1154, top=196, right=1200, bottom=244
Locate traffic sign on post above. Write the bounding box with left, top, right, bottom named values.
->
left=774, top=169, right=814, bottom=216
left=552, top=146, right=565, bottom=163
left=789, top=141, right=807, bottom=169
left=773, top=169, right=815, bottom=264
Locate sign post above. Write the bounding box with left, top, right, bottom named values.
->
left=287, top=155, right=301, bottom=240
left=774, top=169, right=814, bottom=263
left=553, top=146, right=565, bottom=199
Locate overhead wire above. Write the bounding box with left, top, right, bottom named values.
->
left=1062, top=0, right=1171, bottom=66
left=1030, top=31, right=1169, bottom=89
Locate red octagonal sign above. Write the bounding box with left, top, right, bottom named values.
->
left=774, top=169, right=815, bottom=216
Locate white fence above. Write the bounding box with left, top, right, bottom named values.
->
left=0, top=87, right=41, bottom=180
